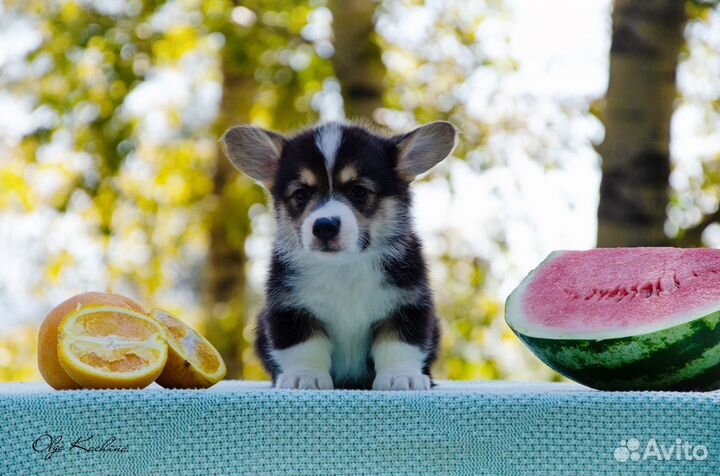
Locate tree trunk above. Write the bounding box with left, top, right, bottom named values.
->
left=328, top=0, right=386, bottom=121
left=203, top=63, right=259, bottom=379
left=596, top=0, right=687, bottom=247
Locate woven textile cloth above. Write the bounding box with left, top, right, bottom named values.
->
left=2, top=381, right=719, bottom=475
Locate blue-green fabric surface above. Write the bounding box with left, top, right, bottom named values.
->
left=1, top=381, right=719, bottom=475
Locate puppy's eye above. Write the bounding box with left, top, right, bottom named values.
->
left=349, top=184, right=370, bottom=201
left=292, top=188, right=310, bottom=204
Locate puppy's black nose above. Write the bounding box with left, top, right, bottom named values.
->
left=313, top=217, right=340, bottom=240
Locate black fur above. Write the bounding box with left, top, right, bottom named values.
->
left=379, top=233, right=427, bottom=289
left=256, top=239, right=440, bottom=389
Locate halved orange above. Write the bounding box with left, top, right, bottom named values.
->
left=150, top=308, right=226, bottom=389
left=38, top=292, right=147, bottom=390
left=57, top=305, right=168, bottom=389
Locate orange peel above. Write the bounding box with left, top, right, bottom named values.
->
left=150, top=308, right=226, bottom=389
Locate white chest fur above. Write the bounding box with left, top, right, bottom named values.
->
left=289, top=254, right=404, bottom=381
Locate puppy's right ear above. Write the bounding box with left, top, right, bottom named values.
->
left=220, top=126, right=286, bottom=189
left=392, top=121, right=458, bottom=181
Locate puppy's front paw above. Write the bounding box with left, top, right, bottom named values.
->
left=276, top=370, right=334, bottom=390
left=372, top=372, right=431, bottom=391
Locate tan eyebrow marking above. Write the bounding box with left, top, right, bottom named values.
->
left=299, top=168, right=318, bottom=186
left=338, top=165, right=358, bottom=184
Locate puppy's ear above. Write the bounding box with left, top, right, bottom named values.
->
left=220, top=126, right=286, bottom=189
left=392, top=121, right=458, bottom=181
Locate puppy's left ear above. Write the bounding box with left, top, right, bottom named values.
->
left=392, top=121, right=458, bottom=181
left=220, top=125, right=287, bottom=189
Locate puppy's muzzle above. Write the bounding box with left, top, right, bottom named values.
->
left=301, top=199, right=359, bottom=253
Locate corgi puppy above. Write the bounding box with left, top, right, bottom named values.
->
left=221, top=121, right=457, bottom=390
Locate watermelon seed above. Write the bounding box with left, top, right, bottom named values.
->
left=563, top=288, right=581, bottom=299
left=584, top=289, right=597, bottom=300
left=615, top=289, right=629, bottom=302
left=640, top=283, right=654, bottom=298
left=572, top=281, right=675, bottom=302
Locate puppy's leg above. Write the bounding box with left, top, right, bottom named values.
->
left=273, top=337, right=333, bottom=390
left=371, top=304, right=436, bottom=391
left=265, top=308, right=333, bottom=390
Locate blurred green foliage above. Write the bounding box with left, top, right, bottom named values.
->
left=1, top=0, right=567, bottom=384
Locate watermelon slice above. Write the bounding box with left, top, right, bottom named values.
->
left=505, top=248, right=720, bottom=391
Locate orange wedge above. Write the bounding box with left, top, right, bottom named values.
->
left=150, top=308, right=226, bottom=389
left=38, top=292, right=147, bottom=390
left=57, top=305, right=168, bottom=389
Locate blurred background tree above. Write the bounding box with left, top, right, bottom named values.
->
left=596, top=0, right=718, bottom=247
left=327, top=0, right=385, bottom=120
left=202, top=0, right=333, bottom=379
left=596, top=0, right=686, bottom=247
left=1, top=0, right=720, bottom=383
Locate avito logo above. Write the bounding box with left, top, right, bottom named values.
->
left=614, top=438, right=708, bottom=463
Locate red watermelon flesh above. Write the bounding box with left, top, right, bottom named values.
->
left=508, top=248, right=720, bottom=339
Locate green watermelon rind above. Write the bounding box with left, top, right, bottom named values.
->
left=505, top=249, right=720, bottom=390
left=512, top=309, right=720, bottom=391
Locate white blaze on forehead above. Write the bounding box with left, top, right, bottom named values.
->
left=301, top=199, right=359, bottom=252
left=315, top=122, right=343, bottom=172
